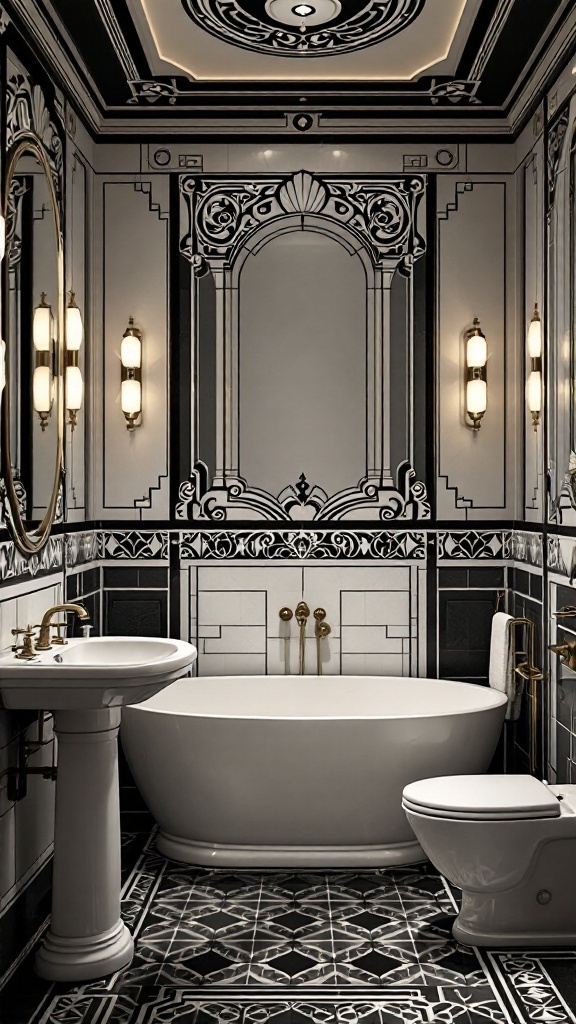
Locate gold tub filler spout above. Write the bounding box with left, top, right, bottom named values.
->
left=314, top=608, right=331, bottom=675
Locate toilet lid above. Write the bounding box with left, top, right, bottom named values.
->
left=402, top=775, right=562, bottom=821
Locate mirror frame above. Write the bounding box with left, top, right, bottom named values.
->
left=1, top=134, right=64, bottom=554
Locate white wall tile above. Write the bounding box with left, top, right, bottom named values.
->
left=204, top=625, right=267, bottom=654
left=198, top=590, right=266, bottom=626
left=198, top=653, right=267, bottom=676
left=341, top=626, right=404, bottom=655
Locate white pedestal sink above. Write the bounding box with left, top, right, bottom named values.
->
left=0, top=636, right=197, bottom=981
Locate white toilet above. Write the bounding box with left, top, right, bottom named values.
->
left=402, top=774, right=576, bottom=947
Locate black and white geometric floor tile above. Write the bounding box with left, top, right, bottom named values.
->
left=3, top=832, right=576, bottom=1024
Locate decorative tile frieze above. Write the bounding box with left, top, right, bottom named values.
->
left=510, top=531, right=543, bottom=567
left=437, top=531, right=511, bottom=561
left=100, top=531, right=169, bottom=561
left=65, top=531, right=101, bottom=568
left=0, top=535, right=64, bottom=582
left=547, top=535, right=570, bottom=577
left=180, top=529, right=427, bottom=561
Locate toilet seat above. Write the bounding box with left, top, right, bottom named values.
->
left=402, top=774, right=562, bottom=821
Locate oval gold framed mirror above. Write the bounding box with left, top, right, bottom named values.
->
left=1, top=134, right=64, bottom=555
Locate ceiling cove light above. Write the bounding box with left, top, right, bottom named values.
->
left=266, top=0, right=340, bottom=27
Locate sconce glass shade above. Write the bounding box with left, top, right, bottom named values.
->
left=527, top=370, right=542, bottom=413
left=66, top=365, right=83, bottom=411
left=33, top=365, right=53, bottom=413
left=121, top=318, right=142, bottom=368
left=33, top=294, right=52, bottom=352
left=527, top=304, right=542, bottom=359
left=121, top=378, right=141, bottom=416
left=466, top=378, right=487, bottom=417
left=0, top=339, right=6, bottom=393
left=466, top=332, right=487, bottom=368
left=66, top=292, right=83, bottom=351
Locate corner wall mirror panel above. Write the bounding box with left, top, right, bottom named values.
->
left=1, top=135, right=64, bottom=554
left=548, top=99, right=576, bottom=519
left=177, top=170, right=430, bottom=522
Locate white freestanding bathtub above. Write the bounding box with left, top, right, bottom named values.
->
left=121, top=675, right=506, bottom=867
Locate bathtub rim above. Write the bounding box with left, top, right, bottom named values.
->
left=124, top=674, right=508, bottom=721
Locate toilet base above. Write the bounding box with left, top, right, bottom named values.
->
left=453, top=914, right=576, bottom=948
left=452, top=884, right=576, bottom=948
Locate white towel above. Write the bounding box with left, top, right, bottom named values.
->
left=489, top=612, right=522, bottom=721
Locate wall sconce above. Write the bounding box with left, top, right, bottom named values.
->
left=0, top=214, right=5, bottom=392
left=0, top=339, right=6, bottom=394
left=465, top=317, right=487, bottom=431
left=32, top=293, right=54, bottom=431
left=527, top=303, right=542, bottom=431
left=65, top=291, right=83, bottom=430
left=120, top=316, right=142, bottom=431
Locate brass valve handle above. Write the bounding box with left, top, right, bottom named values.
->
left=279, top=607, right=293, bottom=622
left=295, top=601, right=310, bottom=626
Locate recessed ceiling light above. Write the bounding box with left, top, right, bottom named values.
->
left=292, top=4, right=315, bottom=15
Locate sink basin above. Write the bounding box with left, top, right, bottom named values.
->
left=0, top=636, right=198, bottom=709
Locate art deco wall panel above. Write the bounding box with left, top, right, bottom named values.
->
left=98, top=177, right=170, bottom=519
left=185, top=559, right=427, bottom=678
left=436, top=175, right=516, bottom=521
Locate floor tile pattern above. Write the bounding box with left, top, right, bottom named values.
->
left=2, top=832, right=576, bottom=1024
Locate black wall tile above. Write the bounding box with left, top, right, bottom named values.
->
left=104, top=590, right=168, bottom=637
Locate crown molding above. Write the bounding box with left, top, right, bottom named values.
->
left=507, top=0, right=576, bottom=133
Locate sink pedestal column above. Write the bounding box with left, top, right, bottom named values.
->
left=35, top=709, right=134, bottom=981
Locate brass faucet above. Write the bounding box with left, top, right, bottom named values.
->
left=549, top=639, right=576, bottom=672
left=35, top=604, right=89, bottom=651
left=11, top=626, right=38, bottom=660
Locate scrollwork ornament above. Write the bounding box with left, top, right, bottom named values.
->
left=6, top=72, right=63, bottom=213
left=181, top=0, right=426, bottom=57
left=183, top=170, right=426, bottom=270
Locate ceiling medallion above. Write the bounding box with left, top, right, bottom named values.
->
left=181, top=0, right=426, bottom=57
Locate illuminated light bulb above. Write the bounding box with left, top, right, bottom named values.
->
left=119, top=325, right=140, bottom=370
left=66, top=292, right=83, bottom=351
left=467, top=378, right=487, bottom=417
left=527, top=370, right=541, bottom=414
left=66, top=365, right=83, bottom=411
left=466, top=333, right=487, bottom=368
left=33, top=294, right=52, bottom=352
left=527, top=304, right=542, bottom=359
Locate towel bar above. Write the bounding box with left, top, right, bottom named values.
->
left=507, top=616, right=544, bottom=775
